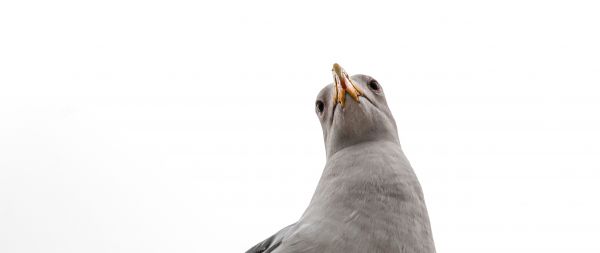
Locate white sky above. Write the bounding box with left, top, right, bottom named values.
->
left=1, top=0, right=600, bottom=252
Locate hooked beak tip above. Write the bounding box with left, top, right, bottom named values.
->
left=331, top=63, right=362, bottom=107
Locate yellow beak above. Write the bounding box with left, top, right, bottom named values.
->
left=332, top=63, right=362, bottom=107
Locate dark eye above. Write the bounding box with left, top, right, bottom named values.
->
left=315, top=100, right=325, bottom=114
left=368, top=80, right=381, bottom=92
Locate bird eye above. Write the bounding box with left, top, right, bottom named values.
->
left=315, top=100, right=325, bottom=114
left=368, top=80, right=381, bottom=92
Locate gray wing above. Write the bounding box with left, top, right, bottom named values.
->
left=246, top=223, right=296, bottom=253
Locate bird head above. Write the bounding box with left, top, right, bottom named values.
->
left=315, top=63, right=400, bottom=158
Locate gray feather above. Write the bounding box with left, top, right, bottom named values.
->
left=246, top=223, right=296, bottom=253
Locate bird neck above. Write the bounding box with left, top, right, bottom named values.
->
left=301, top=140, right=434, bottom=249
left=311, top=140, right=421, bottom=208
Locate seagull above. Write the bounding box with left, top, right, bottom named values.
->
left=246, top=63, right=436, bottom=253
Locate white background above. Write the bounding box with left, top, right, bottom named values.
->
left=1, top=0, right=599, bottom=252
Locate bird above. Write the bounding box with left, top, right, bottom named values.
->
left=246, top=63, right=436, bottom=253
